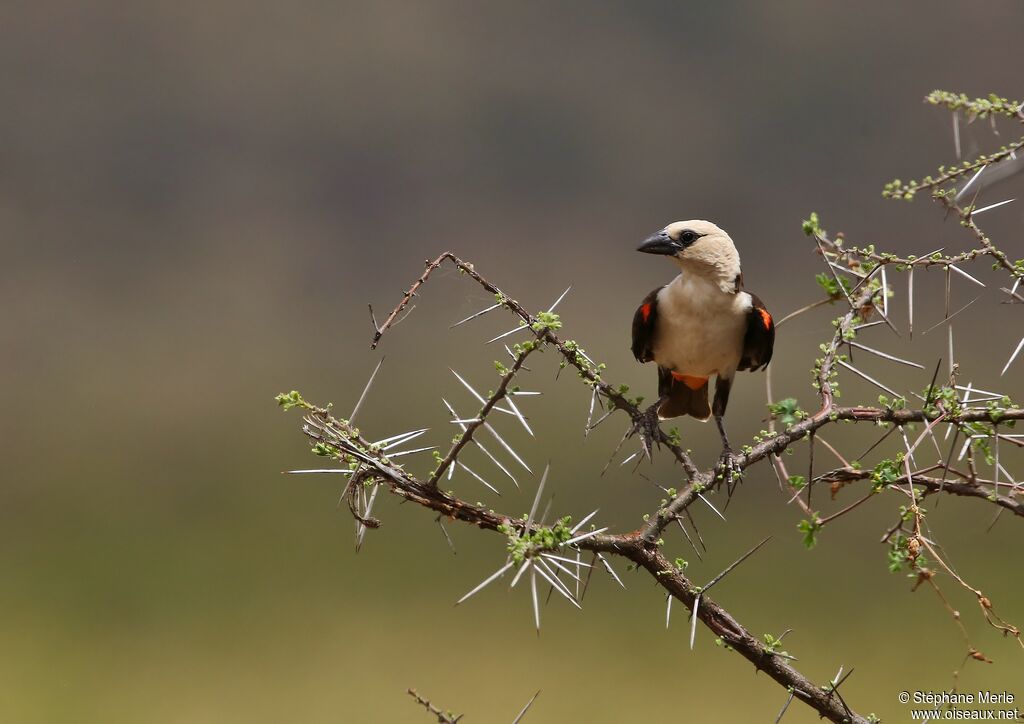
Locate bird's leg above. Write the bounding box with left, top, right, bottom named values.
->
left=714, top=413, right=737, bottom=493
left=715, top=413, right=732, bottom=450
left=712, top=377, right=738, bottom=496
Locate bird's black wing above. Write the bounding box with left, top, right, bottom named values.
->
left=739, top=292, right=775, bottom=371
left=631, top=286, right=663, bottom=363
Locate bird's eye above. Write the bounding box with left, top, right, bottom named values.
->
left=680, top=230, right=698, bottom=244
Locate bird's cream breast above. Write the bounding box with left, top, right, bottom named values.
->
left=653, top=275, right=751, bottom=377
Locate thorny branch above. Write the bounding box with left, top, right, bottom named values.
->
left=407, top=688, right=462, bottom=724
left=373, top=251, right=704, bottom=481
left=281, top=90, right=1024, bottom=723
left=291, top=397, right=878, bottom=723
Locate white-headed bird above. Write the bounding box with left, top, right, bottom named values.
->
left=631, top=220, right=774, bottom=469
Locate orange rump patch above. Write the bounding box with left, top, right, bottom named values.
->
left=758, top=308, right=773, bottom=329
left=670, top=372, right=708, bottom=390
left=640, top=303, right=652, bottom=323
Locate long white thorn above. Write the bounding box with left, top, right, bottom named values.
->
left=972, top=198, right=1015, bottom=216
left=948, top=324, right=955, bottom=378
left=881, top=266, right=889, bottom=317
left=689, top=595, right=701, bottom=650
left=837, top=359, right=901, bottom=398
left=619, top=451, right=640, bottom=467
left=920, top=297, right=979, bottom=335
left=956, top=383, right=1006, bottom=398
left=530, top=569, right=541, bottom=632
left=570, top=509, right=599, bottom=534
left=541, top=556, right=583, bottom=582
left=525, top=463, right=550, bottom=529
left=542, top=552, right=591, bottom=569
left=829, top=260, right=865, bottom=278
left=919, top=245, right=946, bottom=259
left=510, top=560, right=532, bottom=588
left=597, top=553, right=626, bottom=588
left=472, top=440, right=519, bottom=487
left=457, top=461, right=501, bottom=495
left=512, top=691, right=541, bottom=724
left=376, top=428, right=429, bottom=449
left=847, top=341, right=924, bottom=369
left=953, top=110, right=961, bottom=160
left=504, top=394, right=534, bottom=437
left=585, top=387, right=598, bottom=438
left=956, top=163, right=985, bottom=200
left=547, top=285, right=572, bottom=312
left=946, top=264, right=952, bottom=327
left=853, top=320, right=886, bottom=331
left=995, top=432, right=1001, bottom=496
left=1001, top=335, right=1024, bottom=376
left=450, top=369, right=487, bottom=405
left=386, top=445, right=437, bottom=458
left=450, top=369, right=515, bottom=416
left=574, top=551, right=581, bottom=599
left=456, top=561, right=514, bottom=605
left=485, top=324, right=529, bottom=345
left=484, top=422, right=532, bottom=473
left=450, top=302, right=501, bottom=329
left=697, top=493, right=726, bottom=522
left=958, top=435, right=972, bottom=462
left=948, top=264, right=986, bottom=288
left=564, top=527, right=608, bottom=547
left=908, top=267, right=914, bottom=339
left=350, top=357, right=385, bottom=425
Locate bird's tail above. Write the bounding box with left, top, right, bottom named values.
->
left=657, top=372, right=711, bottom=421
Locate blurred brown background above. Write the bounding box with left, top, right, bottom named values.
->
left=2, top=2, right=1023, bottom=722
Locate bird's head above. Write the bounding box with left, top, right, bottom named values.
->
left=637, top=219, right=741, bottom=292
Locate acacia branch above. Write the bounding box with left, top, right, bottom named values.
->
left=288, top=401, right=871, bottom=724
left=741, top=406, right=1024, bottom=471
left=830, top=468, right=1024, bottom=518
left=289, top=381, right=1022, bottom=721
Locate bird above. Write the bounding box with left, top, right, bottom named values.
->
left=631, top=219, right=774, bottom=472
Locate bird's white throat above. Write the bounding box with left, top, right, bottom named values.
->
left=674, top=249, right=741, bottom=294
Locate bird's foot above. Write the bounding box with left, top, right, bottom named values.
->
left=715, top=447, right=740, bottom=497
left=630, top=400, right=664, bottom=460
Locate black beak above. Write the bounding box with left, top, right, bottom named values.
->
left=637, top=230, right=680, bottom=256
